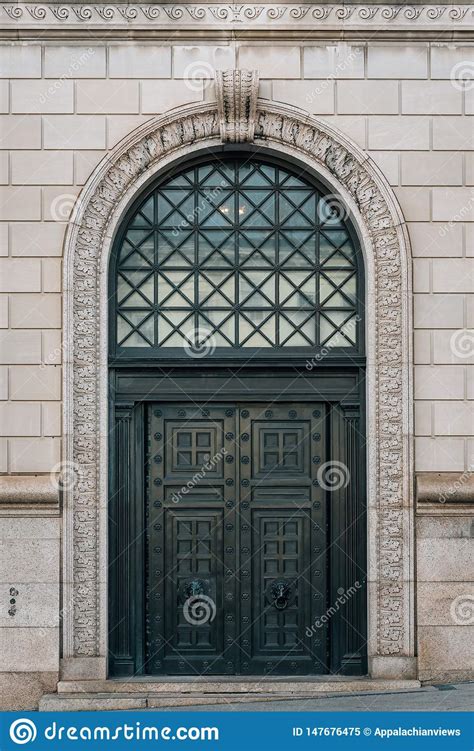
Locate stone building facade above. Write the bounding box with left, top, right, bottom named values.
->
left=0, top=1, right=473, bottom=710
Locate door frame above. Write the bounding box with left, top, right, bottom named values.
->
left=108, top=365, right=367, bottom=677
left=61, top=100, right=414, bottom=681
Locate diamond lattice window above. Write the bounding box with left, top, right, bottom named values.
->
left=114, top=158, right=360, bottom=353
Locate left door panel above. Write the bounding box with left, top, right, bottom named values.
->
left=147, top=404, right=238, bottom=675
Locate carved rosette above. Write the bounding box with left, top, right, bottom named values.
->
left=215, top=69, right=259, bottom=143
left=69, top=101, right=409, bottom=659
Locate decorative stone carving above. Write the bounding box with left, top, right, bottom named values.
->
left=215, top=69, right=259, bottom=143
left=63, top=98, right=412, bottom=665
left=1, top=4, right=471, bottom=28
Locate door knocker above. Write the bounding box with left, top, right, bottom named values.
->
left=266, top=579, right=295, bottom=610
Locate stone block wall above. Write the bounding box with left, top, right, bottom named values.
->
left=0, top=40, right=472, bottom=475
left=0, top=516, right=59, bottom=708
left=0, top=34, right=472, bottom=695
left=417, top=514, right=473, bottom=682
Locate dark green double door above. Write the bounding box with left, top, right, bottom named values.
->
left=147, top=402, right=328, bottom=676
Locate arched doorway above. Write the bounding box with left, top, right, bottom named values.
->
left=61, top=98, right=414, bottom=682
left=107, top=152, right=367, bottom=677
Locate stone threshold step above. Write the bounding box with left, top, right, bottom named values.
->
left=41, top=693, right=317, bottom=711
left=40, top=683, right=421, bottom=712
left=56, top=679, right=420, bottom=696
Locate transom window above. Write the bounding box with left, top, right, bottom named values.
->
left=112, top=156, right=362, bottom=357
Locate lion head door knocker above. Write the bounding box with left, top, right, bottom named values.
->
left=179, top=579, right=208, bottom=602
left=265, top=579, right=296, bottom=611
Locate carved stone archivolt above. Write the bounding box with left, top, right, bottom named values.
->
left=216, top=69, right=259, bottom=143
left=63, top=95, right=412, bottom=666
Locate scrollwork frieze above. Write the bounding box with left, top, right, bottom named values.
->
left=1, top=4, right=471, bottom=29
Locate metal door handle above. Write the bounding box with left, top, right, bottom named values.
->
left=269, top=580, right=292, bottom=610
left=179, top=578, right=208, bottom=602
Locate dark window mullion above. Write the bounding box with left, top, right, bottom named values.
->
left=194, top=165, right=199, bottom=337
left=153, top=191, right=158, bottom=346
left=235, top=159, right=239, bottom=346
left=276, top=169, right=280, bottom=347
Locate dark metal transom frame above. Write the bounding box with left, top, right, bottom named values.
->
left=108, top=365, right=368, bottom=678
left=109, top=149, right=365, bottom=362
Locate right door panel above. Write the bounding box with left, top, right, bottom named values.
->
left=238, top=404, right=328, bottom=675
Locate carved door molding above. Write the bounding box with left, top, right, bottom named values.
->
left=62, top=96, right=414, bottom=679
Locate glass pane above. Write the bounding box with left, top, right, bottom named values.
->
left=240, top=272, right=275, bottom=306
left=120, top=290, right=153, bottom=309
left=239, top=312, right=275, bottom=346
left=239, top=194, right=275, bottom=226
left=279, top=311, right=316, bottom=345
left=279, top=171, right=307, bottom=187
left=121, top=331, right=151, bottom=347
left=322, top=250, right=353, bottom=268
left=120, top=249, right=152, bottom=268
left=239, top=163, right=275, bottom=186
left=165, top=169, right=194, bottom=187
left=199, top=163, right=234, bottom=187
left=199, top=272, right=235, bottom=306
left=117, top=315, right=132, bottom=343
left=321, top=230, right=351, bottom=251
left=199, top=313, right=235, bottom=344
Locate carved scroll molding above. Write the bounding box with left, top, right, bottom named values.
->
left=1, top=4, right=472, bottom=30
left=63, top=99, right=413, bottom=667
left=216, top=69, right=259, bottom=143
